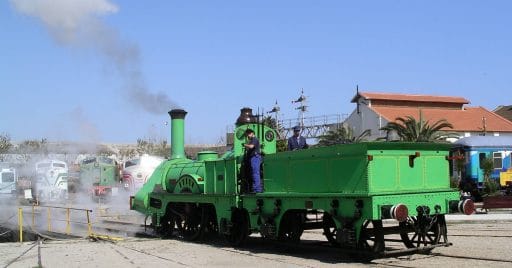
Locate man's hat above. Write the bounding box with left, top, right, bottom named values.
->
left=245, top=128, right=254, bottom=135
left=293, top=126, right=301, bottom=132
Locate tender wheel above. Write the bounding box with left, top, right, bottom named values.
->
left=399, top=216, right=441, bottom=249
left=351, top=220, right=385, bottom=261
left=322, top=213, right=340, bottom=246
left=224, top=209, right=249, bottom=246
left=177, top=203, right=206, bottom=241
left=278, top=211, right=305, bottom=242
left=359, top=220, right=385, bottom=253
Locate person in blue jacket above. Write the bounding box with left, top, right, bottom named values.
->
left=287, top=126, right=308, bottom=151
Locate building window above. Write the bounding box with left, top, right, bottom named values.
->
left=493, top=133, right=499, bottom=136
left=464, top=133, right=471, bottom=137
left=493, top=152, right=502, bottom=169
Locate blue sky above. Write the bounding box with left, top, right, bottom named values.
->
left=1, top=1, right=511, bottom=144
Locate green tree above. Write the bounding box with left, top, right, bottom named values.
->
left=481, top=156, right=498, bottom=195
left=0, top=133, right=12, bottom=161
left=318, top=125, right=370, bottom=146
left=380, top=115, right=455, bottom=142
left=0, top=133, right=12, bottom=154
left=17, top=138, right=48, bottom=154
left=120, top=148, right=137, bottom=159
left=136, top=138, right=169, bottom=158
left=153, top=140, right=169, bottom=158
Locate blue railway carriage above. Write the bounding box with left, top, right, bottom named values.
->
left=452, top=136, right=512, bottom=190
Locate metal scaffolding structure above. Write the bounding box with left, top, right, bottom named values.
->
left=276, top=114, right=348, bottom=139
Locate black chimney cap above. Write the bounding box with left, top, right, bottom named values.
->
left=236, top=107, right=256, bottom=126
left=169, top=109, right=187, bottom=119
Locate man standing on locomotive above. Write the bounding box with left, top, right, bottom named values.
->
left=288, top=126, right=308, bottom=150
left=244, top=129, right=262, bottom=193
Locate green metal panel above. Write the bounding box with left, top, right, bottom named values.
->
left=214, top=161, right=226, bottom=194
left=233, top=123, right=277, bottom=157
left=369, top=156, right=397, bottom=191
left=368, top=148, right=451, bottom=194
left=204, top=161, right=215, bottom=194
left=225, top=159, right=237, bottom=194
left=263, top=142, right=452, bottom=196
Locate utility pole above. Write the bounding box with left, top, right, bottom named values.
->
left=292, top=89, right=308, bottom=128
left=267, top=100, right=281, bottom=136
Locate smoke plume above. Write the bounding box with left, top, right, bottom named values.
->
left=10, top=0, right=176, bottom=114
left=70, top=106, right=101, bottom=142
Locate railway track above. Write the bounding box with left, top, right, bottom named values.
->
left=429, top=252, right=512, bottom=264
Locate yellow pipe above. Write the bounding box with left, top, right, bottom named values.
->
left=86, top=210, right=92, bottom=236
left=32, top=205, right=35, bottom=229
left=18, top=208, right=23, bottom=243
left=66, top=208, right=71, bottom=234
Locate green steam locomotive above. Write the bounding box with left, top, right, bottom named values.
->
left=131, top=108, right=473, bottom=259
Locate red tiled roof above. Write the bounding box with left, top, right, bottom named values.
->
left=370, top=106, right=512, bottom=132
left=351, top=92, right=470, bottom=104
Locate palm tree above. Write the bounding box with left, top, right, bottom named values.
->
left=380, top=114, right=455, bottom=142
left=318, top=125, right=370, bottom=146
left=481, top=156, right=498, bottom=195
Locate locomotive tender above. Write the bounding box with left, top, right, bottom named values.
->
left=131, top=108, right=474, bottom=258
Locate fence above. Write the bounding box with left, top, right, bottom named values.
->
left=16, top=205, right=93, bottom=242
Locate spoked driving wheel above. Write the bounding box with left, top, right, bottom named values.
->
left=399, top=215, right=441, bottom=249
left=204, top=205, right=218, bottom=235
left=154, top=213, right=176, bottom=238
left=322, top=212, right=340, bottom=246
left=176, top=203, right=206, bottom=241
left=278, top=211, right=305, bottom=242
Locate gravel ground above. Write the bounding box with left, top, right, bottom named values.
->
left=2, top=219, right=512, bottom=268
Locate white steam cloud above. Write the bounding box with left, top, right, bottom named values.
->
left=10, top=0, right=177, bottom=114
